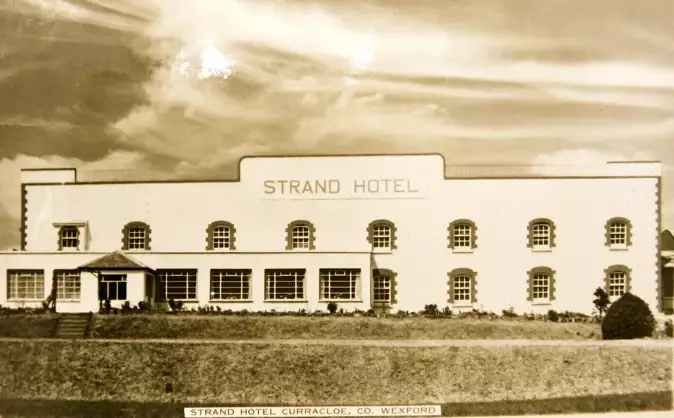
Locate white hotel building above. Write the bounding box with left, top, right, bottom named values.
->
left=0, top=154, right=668, bottom=314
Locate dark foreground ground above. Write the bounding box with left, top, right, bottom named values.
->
left=0, top=391, right=671, bottom=418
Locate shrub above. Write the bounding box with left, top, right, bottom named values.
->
left=601, top=293, right=655, bottom=340
left=423, top=304, right=440, bottom=316
left=327, top=302, right=338, bottom=314
left=547, top=310, right=559, bottom=322
left=502, top=308, right=517, bottom=318
left=593, top=287, right=610, bottom=318
left=442, top=307, right=452, bottom=318
left=168, top=299, right=184, bottom=312
left=664, top=320, right=673, bottom=338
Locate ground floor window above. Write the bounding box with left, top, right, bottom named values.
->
left=7, top=270, right=44, bottom=300
left=452, top=275, right=472, bottom=302
left=373, top=270, right=392, bottom=303
left=210, top=269, right=251, bottom=300
left=319, top=269, right=360, bottom=300
left=55, top=270, right=81, bottom=300
left=158, top=269, right=197, bottom=301
left=99, top=274, right=127, bottom=300
left=265, top=269, right=305, bottom=300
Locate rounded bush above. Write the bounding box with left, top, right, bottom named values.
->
left=601, top=293, right=655, bottom=340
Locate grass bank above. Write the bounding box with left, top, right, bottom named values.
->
left=92, top=314, right=602, bottom=340
left=0, top=340, right=670, bottom=405
left=0, top=314, right=58, bottom=338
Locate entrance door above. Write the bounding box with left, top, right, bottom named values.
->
left=663, top=266, right=674, bottom=312
left=99, top=274, right=128, bottom=302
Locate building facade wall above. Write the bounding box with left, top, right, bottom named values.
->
left=0, top=155, right=662, bottom=314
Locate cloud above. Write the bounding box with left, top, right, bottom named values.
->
left=531, top=148, right=655, bottom=166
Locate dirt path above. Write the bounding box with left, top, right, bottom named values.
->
left=0, top=337, right=672, bottom=347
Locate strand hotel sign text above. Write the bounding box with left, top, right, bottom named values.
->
left=262, top=178, right=423, bottom=199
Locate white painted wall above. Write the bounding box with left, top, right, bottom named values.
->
left=0, top=155, right=662, bottom=314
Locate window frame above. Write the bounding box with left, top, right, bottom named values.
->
left=366, top=219, right=398, bottom=251
left=98, top=274, right=128, bottom=301
left=54, top=269, right=81, bottom=301
left=319, top=268, right=362, bottom=302
left=206, top=221, right=237, bottom=251
left=264, top=268, right=307, bottom=301
left=285, top=220, right=316, bottom=251
left=604, top=265, right=632, bottom=298
left=6, top=269, right=45, bottom=301
left=372, top=268, right=398, bottom=305
left=604, top=217, right=632, bottom=250
left=447, top=268, right=477, bottom=306
left=209, top=269, right=251, bottom=301
left=526, top=266, right=556, bottom=304
left=57, top=225, right=80, bottom=251
left=527, top=218, right=556, bottom=251
left=157, top=269, right=198, bottom=302
left=448, top=219, right=478, bottom=252
left=121, top=221, right=152, bottom=251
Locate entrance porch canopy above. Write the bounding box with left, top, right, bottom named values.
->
left=78, top=250, right=155, bottom=274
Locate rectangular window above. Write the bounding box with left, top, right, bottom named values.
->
left=210, top=269, right=251, bottom=300
left=453, top=276, right=472, bottom=302
left=609, top=223, right=627, bottom=246
left=453, top=225, right=472, bottom=248
left=532, top=274, right=550, bottom=300
left=55, top=270, right=81, bottom=300
left=373, top=271, right=392, bottom=303
left=265, top=269, right=305, bottom=300
left=99, top=274, right=127, bottom=301
left=532, top=224, right=550, bottom=248
left=372, top=225, right=391, bottom=248
left=320, top=269, right=360, bottom=301
left=212, top=227, right=231, bottom=249
left=128, top=227, right=147, bottom=250
left=608, top=272, right=627, bottom=296
left=158, top=270, right=197, bottom=301
left=60, top=227, right=79, bottom=249
left=7, top=270, right=45, bottom=300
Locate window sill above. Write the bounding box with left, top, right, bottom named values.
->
left=57, top=299, right=81, bottom=303
left=319, top=300, right=363, bottom=303
left=209, top=300, right=253, bottom=303
left=609, top=247, right=629, bottom=252
left=531, top=248, right=553, bottom=253
left=7, top=299, right=43, bottom=303
left=530, top=301, right=552, bottom=306
left=58, top=248, right=81, bottom=252
left=452, top=304, right=474, bottom=308
left=264, top=300, right=309, bottom=303
left=451, top=248, right=474, bottom=254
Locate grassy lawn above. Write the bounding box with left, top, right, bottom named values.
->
left=91, top=314, right=603, bottom=340
left=0, top=341, right=670, bottom=405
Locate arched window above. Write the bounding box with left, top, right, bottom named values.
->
left=285, top=220, right=316, bottom=250
left=121, top=221, right=151, bottom=251
left=58, top=226, right=80, bottom=250
left=604, top=265, right=632, bottom=297
left=447, top=268, right=477, bottom=305
left=448, top=219, right=478, bottom=251
left=527, top=218, right=556, bottom=250
left=605, top=217, right=632, bottom=249
left=206, top=221, right=237, bottom=250
left=366, top=219, right=397, bottom=250
left=527, top=266, right=556, bottom=303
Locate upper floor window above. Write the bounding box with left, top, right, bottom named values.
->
left=604, top=265, right=631, bottom=297
left=605, top=217, right=632, bottom=249
left=527, top=218, right=556, bottom=251
left=366, top=219, right=397, bottom=250
left=285, top=220, right=316, bottom=250
left=447, top=268, right=477, bottom=305
left=206, top=221, right=237, bottom=251
left=59, top=226, right=80, bottom=250
left=7, top=269, right=44, bottom=301
left=448, top=219, right=478, bottom=251
left=121, top=222, right=151, bottom=251
left=526, top=266, right=556, bottom=303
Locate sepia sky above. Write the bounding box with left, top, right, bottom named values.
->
left=1, top=0, right=674, bottom=249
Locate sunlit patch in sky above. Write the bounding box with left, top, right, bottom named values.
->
left=174, top=42, right=236, bottom=80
